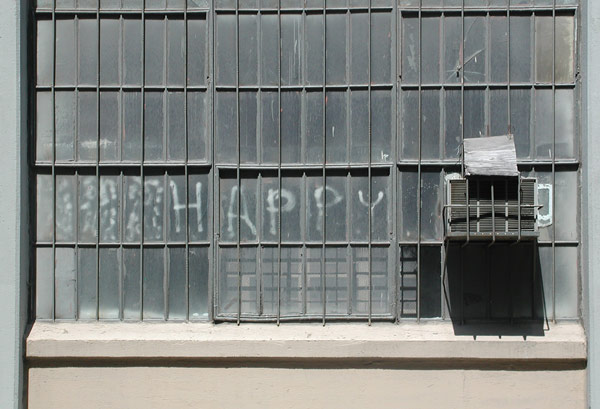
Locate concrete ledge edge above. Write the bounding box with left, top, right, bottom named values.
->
left=26, top=321, right=586, bottom=362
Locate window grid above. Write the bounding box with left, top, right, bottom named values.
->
left=33, top=0, right=580, bottom=323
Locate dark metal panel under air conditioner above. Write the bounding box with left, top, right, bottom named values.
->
left=445, top=177, right=539, bottom=241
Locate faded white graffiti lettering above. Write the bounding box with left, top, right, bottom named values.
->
left=265, top=188, right=296, bottom=235
left=226, top=186, right=257, bottom=239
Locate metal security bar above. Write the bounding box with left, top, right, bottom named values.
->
left=33, top=0, right=579, bottom=323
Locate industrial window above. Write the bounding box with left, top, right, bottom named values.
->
left=34, top=0, right=580, bottom=323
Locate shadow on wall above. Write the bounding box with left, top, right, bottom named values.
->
left=444, top=242, right=547, bottom=337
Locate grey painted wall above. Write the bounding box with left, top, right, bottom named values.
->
left=584, top=1, right=600, bottom=408
left=0, top=0, right=29, bottom=408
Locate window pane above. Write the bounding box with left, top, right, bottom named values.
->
left=143, top=247, right=165, bottom=319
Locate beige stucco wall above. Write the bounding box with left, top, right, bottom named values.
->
left=26, top=322, right=587, bottom=409
left=28, top=366, right=585, bottom=409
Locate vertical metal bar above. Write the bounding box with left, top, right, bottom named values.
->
left=209, top=1, right=216, bottom=322
left=96, top=0, right=101, bottom=321
left=277, top=0, right=282, bottom=325
left=163, top=171, right=168, bottom=320
left=367, top=0, right=372, bottom=325
left=74, top=13, right=80, bottom=321
left=236, top=5, right=242, bottom=325
left=551, top=0, right=557, bottom=323
left=140, top=0, right=146, bottom=321
left=184, top=0, right=190, bottom=321
left=394, top=2, right=400, bottom=324
left=322, top=0, right=327, bottom=326
left=416, top=0, right=422, bottom=322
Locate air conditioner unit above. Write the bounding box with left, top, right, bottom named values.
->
left=445, top=177, right=538, bottom=241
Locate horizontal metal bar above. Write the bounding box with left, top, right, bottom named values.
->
left=215, top=163, right=394, bottom=170
left=399, top=83, right=577, bottom=89
left=215, top=84, right=394, bottom=91
left=37, top=85, right=208, bottom=92
left=35, top=8, right=209, bottom=15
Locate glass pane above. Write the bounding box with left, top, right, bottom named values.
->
left=421, top=16, right=440, bottom=84
left=372, top=90, right=392, bottom=163
left=215, top=92, right=237, bottom=164
left=326, top=13, right=347, bottom=85
left=401, top=90, right=418, bottom=160
left=167, top=173, right=186, bottom=242
left=100, top=91, right=120, bottom=162
left=281, top=14, right=303, bottom=86
left=444, top=89, right=461, bottom=159
left=144, top=175, right=165, bottom=242
left=261, top=173, right=278, bottom=241
left=123, top=18, right=142, bottom=86
left=305, top=14, right=324, bottom=85
left=218, top=246, right=238, bottom=315
left=188, top=17, right=207, bottom=86
left=37, top=174, right=54, bottom=242
left=240, top=247, right=258, bottom=315
left=55, top=91, right=76, bottom=162
left=36, top=92, right=53, bottom=162
left=281, top=91, right=302, bottom=164
left=240, top=92, right=258, bottom=164
left=281, top=174, right=303, bottom=242
left=167, top=18, right=185, bottom=86
left=143, top=247, right=165, bottom=319
left=421, top=172, right=442, bottom=241
left=37, top=19, right=53, bottom=86
left=78, top=175, right=98, bottom=243
left=78, top=247, right=97, bottom=320
left=167, top=92, right=185, bottom=161
left=144, top=91, right=164, bottom=161
left=55, top=18, right=76, bottom=86
left=100, top=175, right=120, bottom=243
left=490, top=16, right=508, bottom=84
left=261, top=246, right=278, bottom=315
left=306, top=173, right=324, bottom=242
left=555, top=15, right=575, bottom=83
left=189, top=173, right=209, bottom=242
left=402, top=16, right=419, bottom=84
left=509, top=15, right=531, bottom=83
left=399, top=246, right=417, bottom=318
left=122, top=92, right=142, bottom=161
left=421, top=89, right=441, bottom=160
left=305, top=91, right=323, bottom=163
left=145, top=18, right=165, bottom=86
left=444, top=15, right=461, bottom=84
left=124, top=175, right=142, bottom=243
left=351, top=172, right=369, bottom=242
left=326, top=91, right=348, bottom=163
left=351, top=13, right=368, bottom=85
left=555, top=171, right=578, bottom=242
left=325, top=246, right=349, bottom=315
left=189, top=246, right=209, bottom=319
left=187, top=92, right=208, bottom=162
left=55, top=174, right=76, bottom=242
left=168, top=247, right=186, bottom=320
left=123, top=247, right=141, bottom=320
left=261, top=14, right=279, bottom=86
left=556, top=88, right=576, bottom=159
left=325, top=173, right=347, bottom=242
left=36, top=248, right=54, bottom=319
left=216, top=14, right=236, bottom=86
left=420, top=246, right=441, bottom=318
left=535, top=15, right=553, bottom=83
left=464, top=88, right=485, bottom=139
left=99, top=247, right=120, bottom=319
left=78, top=92, right=97, bottom=162
left=350, top=90, right=368, bottom=163
left=555, top=246, right=578, bottom=318
left=371, top=12, right=392, bottom=84
left=490, top=88, right=509, bottom=136
left=219, top=175, right=238, bottom=242
left=535, top=88, right=553, bottom=160
left=306, top=247, right=323, bottom=314
left=371, top=247, right=391, bottom=315
left=399, top=170, right=418, bottom=241
left=100, top=18, right=120, bottom=85
left=240, top=176, right=258, bottom=242
left=372, top=172, right=390, bottom=242
left=78, top=19, right=98, bottom=86
left=510, top=88, right=532, bottom=158
left=55, top=247, right=76, bottom=319
left=239, top=14, right=258, bottom=86
left=463, top=16, right=486, bottom=84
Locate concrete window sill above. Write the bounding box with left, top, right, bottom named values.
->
left=26, top=321, right=586, bottom=365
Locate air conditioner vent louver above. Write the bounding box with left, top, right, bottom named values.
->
left=446, top=177, right=538, bottom=241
